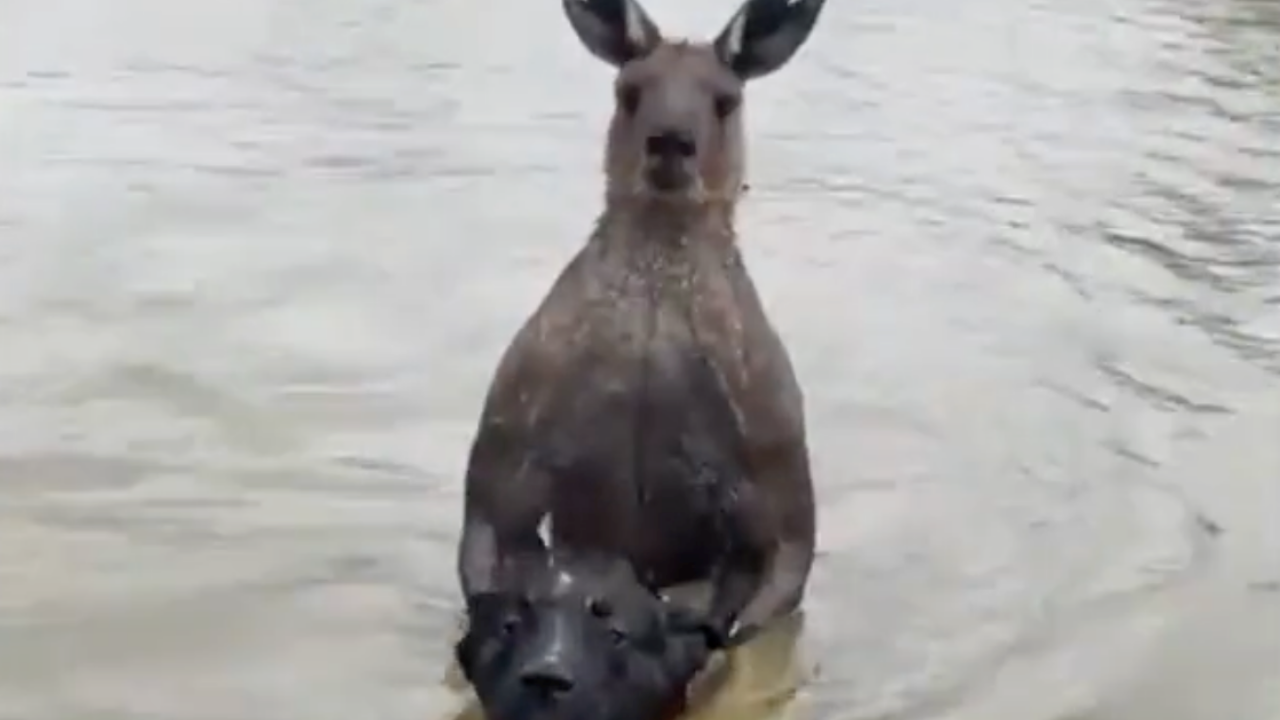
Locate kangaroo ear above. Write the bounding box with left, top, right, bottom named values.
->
left=563, top=0, right=663, bottom=68
left=712, top=0, right=828, bottom=81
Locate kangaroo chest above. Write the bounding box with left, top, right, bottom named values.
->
left=534, top=245, right=749, bottom=570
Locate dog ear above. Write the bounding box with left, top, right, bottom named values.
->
left=457, top=591, right=522, bottom=679
left=454, top=633, right=479, bottom=679
left=658, top=602, right=714, bottom=678
left=466, top=591, right=510, bottom=617
left=466, top=590, right=527, bottom=631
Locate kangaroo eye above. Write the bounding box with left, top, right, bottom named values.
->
left=713, top=92, right=740, bottom=119
left=617, top=84, right=641, bottom=115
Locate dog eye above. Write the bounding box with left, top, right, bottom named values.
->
left=500, top=613, right=520, bottom=636
left=609, top=626, right=628, bottom=646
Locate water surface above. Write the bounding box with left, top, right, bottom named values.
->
left=1, top=0, right=1277, bottom=718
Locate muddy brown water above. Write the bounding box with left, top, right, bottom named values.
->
left=1, top=0, right=1278, bottom=718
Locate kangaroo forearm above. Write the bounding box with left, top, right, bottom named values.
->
left=724, top=541, right=811, bottom=646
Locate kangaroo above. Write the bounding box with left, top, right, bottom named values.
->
left=455, top=3, right=826, bottom=715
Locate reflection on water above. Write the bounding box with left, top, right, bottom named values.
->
left=0, top=0, right=1276, bottom=719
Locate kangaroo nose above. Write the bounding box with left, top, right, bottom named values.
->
left=519, top=663, right=575, bottom=696
left=645, top=129, right=696, bottom=158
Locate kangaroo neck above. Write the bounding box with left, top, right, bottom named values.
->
left=591, top=198, right=738, bottom=258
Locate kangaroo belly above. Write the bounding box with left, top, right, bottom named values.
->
left=533, top=305, right=745, bottom=587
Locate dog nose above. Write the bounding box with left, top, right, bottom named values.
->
left=520, top=663, right=575, bottom=696
left=645, top=129, right=696, bottom=158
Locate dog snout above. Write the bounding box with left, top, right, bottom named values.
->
left=519, top=658, right=575, bottom=697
